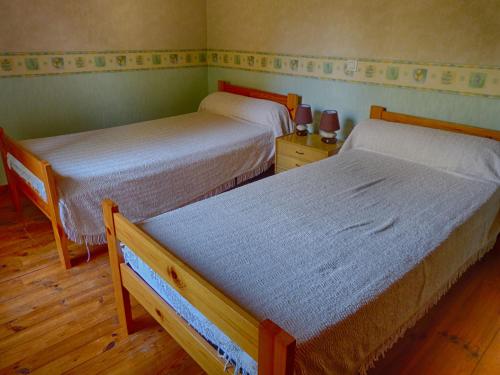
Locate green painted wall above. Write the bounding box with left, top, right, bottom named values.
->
left=208, top=67, right=500, bottom=139
left=1, top=68, right=207, bottom=139
left=0, top=67, right=207, bottom=182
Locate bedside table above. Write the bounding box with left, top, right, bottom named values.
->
left=275, top=133, right=343, bottom=173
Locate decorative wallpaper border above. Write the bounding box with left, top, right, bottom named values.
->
left=208, top=50, right=500, bottom=98
left=2, top=48, right=499, bottom=98
left=0, top=49, right=207, bottom=77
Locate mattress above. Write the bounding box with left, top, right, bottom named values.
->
left=123, top=149, right=499, bottom=374
left=11, top=111, right=277, bottom=244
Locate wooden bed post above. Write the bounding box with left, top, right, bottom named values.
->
left=103, top=199, right=133, bottom=336
left=370, top=105, right=386, bottom=120
left=41, top=162, right=71, bottom=269
left=258, top=320, right=296, bottom=375
left=217, top=80, right=227, bottom=92
left=0, top=128, right=22, bottom=213
left=286, top=94, right=301, bottom=121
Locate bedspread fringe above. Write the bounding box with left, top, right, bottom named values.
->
left=235, top=159, right=274, bottom=185
left=358, top=239, right=497, bottom=375
left=61, top=159, right=274, bottom=247
left=187, top=159, right=273, bottom=205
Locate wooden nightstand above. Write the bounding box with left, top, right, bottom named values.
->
left=275, top=133, right=343, bottom=173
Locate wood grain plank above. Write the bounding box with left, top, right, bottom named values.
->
left=473, top=330, right=500, bottom=375
left=0, top=317, right=118, bottom=374
left=0, top=290, right=116, bottom=367
left=0, top=191, right=203, bottom=374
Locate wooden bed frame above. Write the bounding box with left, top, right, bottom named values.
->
left=103, top=106, right=499, bottom=375
left=0, top=81, right=300, bottom=270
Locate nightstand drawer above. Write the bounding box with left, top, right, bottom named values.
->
left=276, top=154, right=311, bottom=171
left=277, top=141, right=326, bottom=162
left=275, top=133, right=343, bottom=174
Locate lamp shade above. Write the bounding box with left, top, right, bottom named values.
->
left=295, top=104, right=313, bottom=125
left=320, top=110, right=340, bottom=132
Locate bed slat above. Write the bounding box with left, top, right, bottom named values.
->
left=120, top=264, right=228, bottom=374
left=15, top=175, right=50, bottom=216
left=113, top=212, right=261, bottom=360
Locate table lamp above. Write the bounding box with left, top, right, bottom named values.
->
left=319, top=110, right=340, bottom=143
left=294, top=104, right=312, bottom=136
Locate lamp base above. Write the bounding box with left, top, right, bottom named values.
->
left=320, top=129, right=337, bottom=144
left=296, top=129, right=308, bottom=136
left=321, top=137, right=337, bottom=144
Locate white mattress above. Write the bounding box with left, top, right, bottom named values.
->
left=11, top=111, right=277, bottom=244
left=124, top=149, right=499, bottom=374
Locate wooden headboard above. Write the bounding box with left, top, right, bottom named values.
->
left=218, top=81, right=301, bottom=120
left=370, top=105, right=500, bottom=141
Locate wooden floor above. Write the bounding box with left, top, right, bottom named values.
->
left=0, top=191, right=498, bottom=375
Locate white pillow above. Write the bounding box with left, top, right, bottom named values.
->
left=341, top=119, right=500, bottom=183
left=198, top=91, right=293, bottom=137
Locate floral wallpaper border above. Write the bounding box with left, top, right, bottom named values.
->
left=208, top=49, right=500, bottom=98
left=0, top=49, right=207, bottom=78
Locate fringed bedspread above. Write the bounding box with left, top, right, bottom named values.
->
left=18, top=111, right=277, bottom=244
left=128, top=149, right=499, bottom=374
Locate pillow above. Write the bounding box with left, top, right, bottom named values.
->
left=198, top=91, right=293, bottom=137
left=341, top=119, right=500, bottom=183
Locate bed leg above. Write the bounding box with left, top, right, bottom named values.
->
left=103, top=199, right=133, bottom=336
left=41, top=162, right=72, bottom=269
left=5, top=169, right=22, bottom=213
left=0, top=129, right=22, bottom=213
left=53, top=224, right=71, bottom=269
left=258, top=319, right=296, bottom=375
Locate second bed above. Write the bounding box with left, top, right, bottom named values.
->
left=104, top=106, right=500, bottom=374
left=0, top=81, right=299, bottom=268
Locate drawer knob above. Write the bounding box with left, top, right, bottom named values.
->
left=295, top=150, right=304, bottom=155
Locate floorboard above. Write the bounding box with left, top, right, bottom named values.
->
left=0, top=191, right=498, bottom=374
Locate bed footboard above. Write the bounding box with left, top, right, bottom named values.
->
left=102, top=199, right=296, bottom=375
left=0, top=128, right=71, bottom=269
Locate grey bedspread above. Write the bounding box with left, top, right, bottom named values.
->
left=138, top=149, right=499, bottom=373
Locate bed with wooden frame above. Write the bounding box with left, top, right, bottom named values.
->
left=0, top=81, right=300, bottom=269
left=103, top=106, right=499, bottom=375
